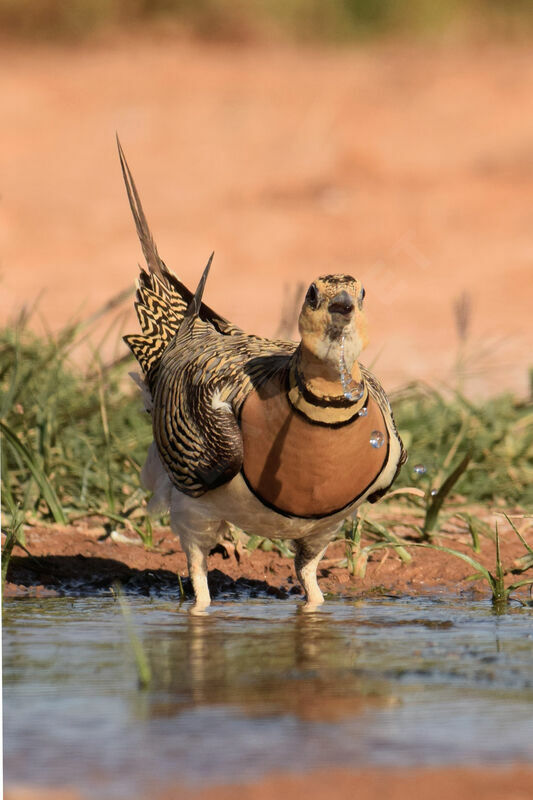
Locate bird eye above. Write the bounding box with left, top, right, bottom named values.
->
left=305, top=283, right=319, bottom=310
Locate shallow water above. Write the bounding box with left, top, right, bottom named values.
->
left=4, top=595, right=533, bottom=798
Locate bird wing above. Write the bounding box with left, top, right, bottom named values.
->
left=152, top=314, right=294, bottom=496
left=361, top=363, right=407, bottom=503
left=137, top=250, right=293, bottom=496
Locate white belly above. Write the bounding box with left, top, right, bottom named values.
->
left=141, top=437, right=400, bottom=542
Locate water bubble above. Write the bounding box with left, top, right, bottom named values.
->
left=413, top=464, right=427, bottom=476
left=342, top=380, right=364, bottom=402
left=339, top=332, right=365, bottom=401
left=359, top=406, right=368, bottom=417
left=369, top=430, right=384, bottom=449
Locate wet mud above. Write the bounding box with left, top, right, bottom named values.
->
left=4, top=514, right=532, bottom=603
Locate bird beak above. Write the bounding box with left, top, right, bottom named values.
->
left=328, top=291, right=354, bottom=317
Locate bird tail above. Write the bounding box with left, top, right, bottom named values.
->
left=118, top=138, right=241, bottom=381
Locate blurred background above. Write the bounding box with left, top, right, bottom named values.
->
left=1, top=0, right=532, bottom=395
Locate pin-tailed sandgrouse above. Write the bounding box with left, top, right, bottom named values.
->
left=119, top=142, right=407, bottom=611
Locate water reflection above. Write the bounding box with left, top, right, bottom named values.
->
left=143, top=605, right=395, bottom=722
left=4, top=596, right=533, bottom=797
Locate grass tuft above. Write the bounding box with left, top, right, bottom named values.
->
left=422, top=451, right=472, bottom=537
left=393, top=382, right=533, bottom=507
left=2, top=0, right=533, bottom=42
left=0, top=419, right=67, bottom=524
left=0, top=314, right=154, bottom=535
left=1, top=501, right=25, bottom=591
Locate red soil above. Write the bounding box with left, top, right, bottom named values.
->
left=4, top=509, right=532, bottom=603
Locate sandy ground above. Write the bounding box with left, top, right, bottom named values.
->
left=1, top=36, right=532, bottom=396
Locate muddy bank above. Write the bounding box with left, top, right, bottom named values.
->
left=6, top=765, right=533, bottom=800
left=187, top=766, right=533, bottom=800
left=4, top=513, right=532, bottom=602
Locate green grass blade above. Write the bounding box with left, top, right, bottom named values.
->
left=423, top=451, right=471, bottom=535
left=457, top=513, right=484, bottom=553
left=88, top=509, right=152, bottom=547
left=364, top=519, right=412, bottom=563
left=0, top=420, right=67, bottom=524
left=1, top=502, right=24, bottom=590
left=1, top=442, right=17, bottom=511
left=464, top=571, right=487, bottom=583
left=95, top=361, right=115, bottom=513
left=503, top=513, right=533, bottom=556
left=405, top=542, right=496, bottom=591
left=0, top=336, right=21, bottom=418
left=245, top=535, right=263, bottom=551
left=176, top=572, right=186, bottom=600
left=113, top=584, right=151, bottom=689
left=511, top=553, right=533, bottom=573
left=271, top=538, right=295, bottom=558
left=506, top=578, right=533, bottom=594
left=492, top=523, right=507, bottom=607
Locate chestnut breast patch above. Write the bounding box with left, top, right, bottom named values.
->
left=240, top=377, right=388, bottom=518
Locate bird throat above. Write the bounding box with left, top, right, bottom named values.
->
left=286, top=340, right=367, bottom=426
left=339, top=331, right=365, bottom=402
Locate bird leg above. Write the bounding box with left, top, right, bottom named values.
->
left=293, top=533, right=333, bottom=611
left=182, top=538, right=212, bottom=613
left=173, top=520, right=227, bottom=613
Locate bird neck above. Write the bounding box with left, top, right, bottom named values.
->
left=296, top=343, right=363, bottom=396
left=286, top=345, right=368, bottom=425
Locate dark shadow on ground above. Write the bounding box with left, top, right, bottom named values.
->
left=5, top=555, right=294, bottom=600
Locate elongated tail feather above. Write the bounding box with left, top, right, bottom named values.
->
left=119, top=141, right=245, bottom=383
left=181, top=252, right=215, bottom=324
left=116, top=134, right=166, bottom=279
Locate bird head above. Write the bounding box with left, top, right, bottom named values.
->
left=297, top=275, right=368, bottom=380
